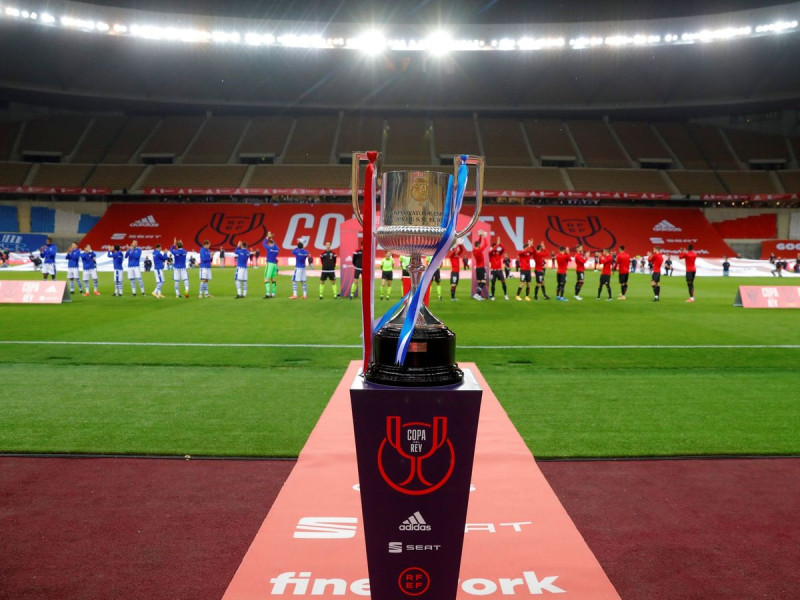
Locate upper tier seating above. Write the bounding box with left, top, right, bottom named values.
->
left=653, top=123, right=709, bottom=170
left=101, top=117, right=160, bottom=164
left=567, top=168, right=672, bottom=193
left=139, top=116, right=204, bottom=157
left=567, top=120, right=630, bottom=168
left=238, top=116, right=293, bottom=158
left=479, top=119, right=532, bottom=167
left=184, top=116, right=249, bottom=164
left=524, top=120, right=576, bottom=160
left=432, top=117, right=480, bottom=160
left=612, top=122, right=671, bottom=163
left=282, top=116, right=338, bottom=164
left=336, top=116, right=384, bottom=159
left=687, top=124, right=740, bottom=170
left=384, top=117, right=431, bottom=165
left=72, top=117, right=128, bottom=163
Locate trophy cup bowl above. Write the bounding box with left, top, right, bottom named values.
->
left=353, top=157, right=484, bottom=387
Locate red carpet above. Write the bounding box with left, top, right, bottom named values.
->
left=1, top=456, right=798, bottom=599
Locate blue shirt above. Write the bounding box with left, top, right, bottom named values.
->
left=67, top=248, right=81, bottom=268
left=263, top=241, right=280, bottom=264
left=152, top=250, right=167, bottom=270
left=292, top=247, right=309, bottom=268
left=80, top=251, right=97, bottom=270
left=40, top=243, right=57, bottom=264
left=199, top=247, right=212, bottom=268
left=125, top=246, right=142, bottom=267
left=234, top=247, right=250, bottom=268
left=171, top=246, right=187, bottom=269
left=108, top=250, right=124, bottom=270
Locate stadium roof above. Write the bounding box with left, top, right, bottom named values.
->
left=1, top=0, right=799, bottom=116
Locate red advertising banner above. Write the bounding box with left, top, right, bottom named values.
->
left=0, top=280, right=69, bottom=304
left=761, top=240, right=800, bottom=259
left=0, top=186, right=112, bottom=195
left=80, top=203, right=734, bottom=257
left=734, top=286, right=800, bottom=308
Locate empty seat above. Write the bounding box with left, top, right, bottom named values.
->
left=433, top=117, right=480, bottom=161
left=667, top=171, right=727, bottom=195
left=0, top=122, right=20, bottom=161
left=479, top=118, right=531, bottom=167
left=524, top=120, right=576, bottom=160
left=78, top=214, right=101, bottom=234
left=0, top=162, right=32, bottom=185
left=484, top=167, right=567, bottom=191
left=102, top=117, right=160, bottom=164
left=282, top=116, right=338, bottom=164
left=141, top=165, right=247, bottom=187
left=567, top=121, right=630, bottom=168
left=612, top=122, right=671, bottom=162
left=653, top=123, right=709, bottom=170
left=249, top=165, right=350, bottom=188
left=777, top=170, right=800, bottom=193
left=0, top=205, right=19, bottom=231
left=184, top=116, right=249, bottom=164
left=336, top=116, right=384, bottom=159
left=31, top=164, right=93, bottom=187
left=238, top=116, right=293, bottom=158
left=687, top=124, right=740, bottom=170
left=384, top=117, right=431, bottom=165
left=30, top=206, right=56, bottom=233
left=19, top=116, right=91, bottom=157
left=72, top=117, right=128, bottom=163
left=567, top=168, right=672, bottom=193
left=84, top=165, right=145, bottom=190
left=725, top=129, right=790, bottom=165
left=140, top=116, right=204, bottom=157
left=717, top=170, right=779, bottom=194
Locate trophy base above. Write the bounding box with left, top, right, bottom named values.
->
left=365, top=326, right=463, bottom=387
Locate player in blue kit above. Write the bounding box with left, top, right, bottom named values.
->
left=125, top=240, right=146, bottom=296
left=290, top=241, right=310, bottom=299
left=262, top=234, right=280, bottom=299
left=80, top=244, right=100, bottom=296
left=233, top=240, right=252, bottom=298
left=66, top=242, right=85, bottom=295
left=107, top=244, right=125, bottom=296
left=151, top=244, right=168, bottom=298
left=39, top=237, right=57, bottom=280
left=198, top=240, right=213, bottom=299
left=170, top=239, right=190, bottom=298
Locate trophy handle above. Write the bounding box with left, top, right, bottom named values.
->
left=351, top=151, right=381, bottom=226
left=454, top=155, right=484, bottom=239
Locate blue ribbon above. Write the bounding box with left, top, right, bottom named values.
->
left=389, top=156, right=469, bottom=366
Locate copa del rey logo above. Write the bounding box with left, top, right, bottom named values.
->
left=130, top=215, right=160, bottom=228
left=378, top=416, right=455, bottom=496
left=652, top=219, right=682, bottom=232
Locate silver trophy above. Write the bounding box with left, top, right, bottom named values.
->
left=352, top=152, right=484, bottom=386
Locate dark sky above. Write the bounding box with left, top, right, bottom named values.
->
left=89, top=1, right=789, bottom=24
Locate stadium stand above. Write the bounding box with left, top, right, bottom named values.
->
left=17, top=115, right=91, bottom=158
left=31, top=164, right=93, bottom=187
left=523, top=120, right=577, bottom=163
left=384, top=117, right=431, bottom=165
left=567, top=168, right=672, bottom=193
left=0, top=205, right=19, bottom=231
left=0, top=162, right=33, bottom=185
left=30, top=206, right=56, bottom=232
left=687, top=123, right=741, bottom=170
left=479, top=118, right=532, bottom=167
left=711, top=213, right=777, bottom=239
left=335, top=116, right=384, bottom=159
left=725, top=129, right=791, bottom=165
left=653, top=123, right=709, bottom=170
left=282, top=116, right=338, bottom=164
left=432, top=117, right=481, bottom=162
left=100, top=116, right=160, bottom=164
left=484, top=167, right=567, bottom=191
left=184, top=116, right=249, bottom=164
left=0, top=122, right=20, bottom=161
left=567, top=120, right=630, bottom=168
left=776, top=170, right=800, bottom=193
left=249, top=165, right=350, bottom=188
left=72, top=117, right=128, bottom=164
left=238, top=116, right=293, bottom=160
left=612, top=122, right=672, bottom=165
left=139, top=116, right=204, bottom=158
left=716, top=170, right=780, bottom=195
left=667, top=170, right=728, bottom=196
left=141, top=165, right=248, bottom=188
left=83, top=165, right=145, bottom=190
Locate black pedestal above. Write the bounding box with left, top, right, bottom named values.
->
left=350, top=370, right=482, bottom=599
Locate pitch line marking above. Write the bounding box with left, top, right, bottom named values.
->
left=0, top=341, right=798, bottom=350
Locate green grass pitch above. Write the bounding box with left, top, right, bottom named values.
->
left=1, top=266, right=798, bottom=458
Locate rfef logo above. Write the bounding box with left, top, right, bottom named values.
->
left=378, top=417, right=455, bottom=496
left=398, top=567, right=431, bottom=596
left=545, top=215, right=616, bottom=250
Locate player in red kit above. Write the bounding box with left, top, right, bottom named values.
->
left=471, top=230, right=489, bottom=301
left=616, top=245, right=631, bottom=300
left=596, top=249, right=614, bottom=300
left=679, top=244, right=697, bottom=302
left=488, top=236, right=509, bottom=300
left=516, top=239, right=536, bottom=301
left=554, top=246, right=571, bottom=302
left=650, top=246, right=664, bottom=301
left=573, top=245, right=587, bottom=300
left=533, top=242, right=550, bottom=300
left=448, top=242, right=465, bottom=301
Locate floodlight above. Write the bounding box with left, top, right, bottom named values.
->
left=212, top=30, right=241, bottom=44
left=5, top=7, right=20, bottom=17
left=40, top=13, right=55, bottom=24
left=425, top=30, right=453, bottom=56
left=347, top=29, right=387, bottom=55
